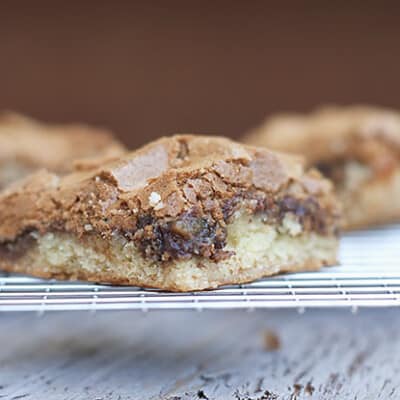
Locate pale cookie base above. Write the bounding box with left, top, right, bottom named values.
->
left=0, top=215, right=338, bottom=291
left=342, top=167, right=400, bottom=230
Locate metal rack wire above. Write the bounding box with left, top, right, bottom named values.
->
left=0, top=225, right=399, bottom=312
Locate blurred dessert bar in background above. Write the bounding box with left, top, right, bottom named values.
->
left=0, top=112, right=126, bottom=190
left=0, top=134, right=340, bottom=291
left=243, top=105, right=400, bottom=229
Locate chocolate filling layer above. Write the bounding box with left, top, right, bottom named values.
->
left=109, top=192, right=336, bottom=262
left=133, top=210, right=231, bottom=262
left=0, top=192, right=337, bottom=264
left=127, top=193, right=334, bottom=262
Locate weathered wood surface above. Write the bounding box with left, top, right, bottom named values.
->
left=0, top=308, right=399, bottom=399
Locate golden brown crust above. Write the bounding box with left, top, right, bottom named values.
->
left=0, top=111, right=126, bottom=186
left=243, top=105, right=400, bottom=228
left=243, top=105, right=400, bottom=165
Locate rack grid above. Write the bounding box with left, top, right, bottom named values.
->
left=0, top=225, right=399, bottom=311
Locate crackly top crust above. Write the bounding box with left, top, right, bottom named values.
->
left=243, top=105, right=400, bottom=167
left=0, top=135, right=339, bottom=259
left=0, top=112, right=126, bottom=172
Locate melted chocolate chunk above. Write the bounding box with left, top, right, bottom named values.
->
left=0, top=233, right=36, bottom=260
left=133, top=210, right=229, bottom=262
left=278, top=195, right=330, bottom=233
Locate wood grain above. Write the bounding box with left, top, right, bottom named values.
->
left=0, top=309, right=399, bottom=399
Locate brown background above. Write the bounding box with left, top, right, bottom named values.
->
left=0, top=1, right=399, bottom=148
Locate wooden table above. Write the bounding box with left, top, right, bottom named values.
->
left=1, top=308, right=398, bottom=399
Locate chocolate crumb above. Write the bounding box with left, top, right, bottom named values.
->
left=263, top=330, right=281, bottom=351
left=304, top=381, right=315, bottom=395
left=293, top=383, right=302, bottom=392
left=289, top=383, right=303, bottom=400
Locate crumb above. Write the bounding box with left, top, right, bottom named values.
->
left=289, top=383, right=303, bottom=399
left=304, top=381, right=315, bottom=395
left=263, top=330, right=281, bottom=351
left=293, top=383, right=302, bottom=393
left=84, top=224, right=93, bottom=232
left=148, top=191, right=162, bottom=207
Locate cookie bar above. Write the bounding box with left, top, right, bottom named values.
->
left=0, top=112, right=125, bottom=189
left=0, top=135, right=340, bottom=291
left=243, top=105, right=400, bottom=229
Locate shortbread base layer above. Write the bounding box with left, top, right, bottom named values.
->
left=343, top=167, right=400, bottom=229
left=0, top=215, right=337, bottom=291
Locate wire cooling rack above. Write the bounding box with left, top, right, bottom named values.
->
left=0, top=225, right=399, bottom=312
